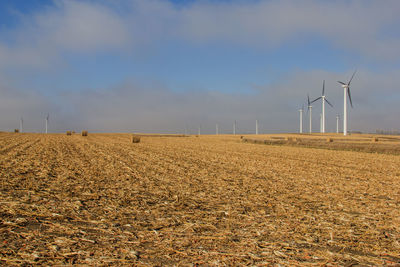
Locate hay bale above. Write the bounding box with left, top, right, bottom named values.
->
left=81, top=130, right=88, bottom=136
left=326, top=138, right=333, bottom=143
left=285, top=137, right=296, bottom=142
left=14, top=129, right=19, bottom=133
left=66, top=131, right=72, bottom=136
left=372, top=137, right=379, bottom=142
left=131, top=135, right=141, bottom=143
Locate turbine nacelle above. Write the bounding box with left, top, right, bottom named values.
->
left=338, top=70, right=356, bottom=108
left=338, top=82, right=349, bottom=89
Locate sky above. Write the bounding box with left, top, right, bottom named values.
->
left=0, top=0, right=399, bottom=134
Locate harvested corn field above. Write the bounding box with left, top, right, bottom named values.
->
left=1, top=132, right=400, bottom=265
left=241, top=133, right=400, bottom=155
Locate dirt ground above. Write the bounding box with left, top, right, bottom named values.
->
left=1, top=132, right=400, bottom=265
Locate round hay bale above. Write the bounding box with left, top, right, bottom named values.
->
left=81, top=130, right=88, bottom=136
left=326, top=137, right=333, bottom=142
left=372, top=137, right=379, bottom=142
left=131, top=135, right=141, bottom=143
left=66, top=131, right=72, bottom=136
left=240, top=136, right=244, bottom=139
left=285, top=137, right=296, bottom=142
left=14, top=129, right=19, bottom=133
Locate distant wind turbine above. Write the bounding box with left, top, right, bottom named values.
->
left=255, top=120, right=259, bottom=135
left=311, top=80, right=334, bottom=133
left=45, top=114, right=49, bottom=134
left=233, top=120, right=236, bottom=135
left=19, top=117, right=24, bottom=133
left=336, top=114, right=340, bottom=133
left=307, top=94, right=313, bottom=133
left=20, top=117, right=23, bottom=133
left=216, top=123, right=219, bottom=135
left=298, top=105, right=303, bottom=133
left=338, top=71, right=356, bottom=136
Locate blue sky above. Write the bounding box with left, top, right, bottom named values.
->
left=0, top=0, right=399, bottom=133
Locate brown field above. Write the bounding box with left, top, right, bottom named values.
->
left=1, top=132, right=400, bottom=265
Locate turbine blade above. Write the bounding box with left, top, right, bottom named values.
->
left=338, top=81, right=346, bottom=85
left=348, top=70, right=357, bottom=85
left=325, top=98, right=334, bottom=108
left=322, top=80, right=325, bottom=96
left=307, top=94, right=310, bottom=105
left=347, top=88, right=353, bottom=108
left=310, top=97, right=321, bottom=104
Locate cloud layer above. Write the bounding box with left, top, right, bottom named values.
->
left=2, top=68, right=399, bottom=133
left=0, top=0, right=399, bottom=133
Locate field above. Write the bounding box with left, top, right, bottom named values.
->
left=1, top=132, right=400, bottom=265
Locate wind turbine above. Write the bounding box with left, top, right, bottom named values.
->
left=233, top=120, right=237, bottom=135
left=338, top=71, right=356, bottom=136
left=311, top=80, right=333, bottom=133
left=336, top=114, right=340, bottom=133
left=198, top=125, right=201, bottom=136
left=216, top=123, right=219, bottom=135
left=307, top=94, right=313, bottom=133
left=298, top=106, right=303, bottom=133
left=45, top=114, right=49, bottom=134
left=256, top=120, right=259, bottom=135
left=20, top=117, right=23, bottom=133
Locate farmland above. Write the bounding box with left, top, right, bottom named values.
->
left=1, top=132, right=400, bottom=265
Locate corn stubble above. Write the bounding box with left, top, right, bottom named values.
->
left=0, top=132, right=399, bottom=265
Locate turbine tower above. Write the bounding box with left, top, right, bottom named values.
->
left=20, top=117, right=23, bottom=133
left=336, top=114, right=340, bottom=133
left=338, top=71, right=356, bottom=136
left=311, top=80, right=334, bottom=133
left=45, top=114, right=49, bottom=134
left=320, top=113, right=322, bottom=133
left=216, top=123, right=219, bottom=135
left=198, top=125, right=201, bottom=136
left=307, top=94, right=313, bottom=133
left=298, top=106, right=303, bottom=133
left=233, top=120, right=237, bottom=135
left=256, top=120, right=259, bottom=135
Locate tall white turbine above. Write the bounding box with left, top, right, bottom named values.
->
left=307, top=95, right=313, bottom=133
left=198, top=125, right=201, bottom=136
left=336, top=114, right=340, bottom=133
left=216, top=123, right=219, bottom=135
left=45, top=114, right=49, bottom=134
left=298, top=106, right=303, bottom=133
left=20, top=117, right=23, bottom=133
left=338, top=71, right=356, bottom=136
left=256, top=120, right=259, bottom=135
left=233, top=120, right=236, bottom=135
left=311, top=80, right=334, bottom=133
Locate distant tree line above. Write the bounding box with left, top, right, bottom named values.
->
left=375, top=129, right=400, bottom=135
